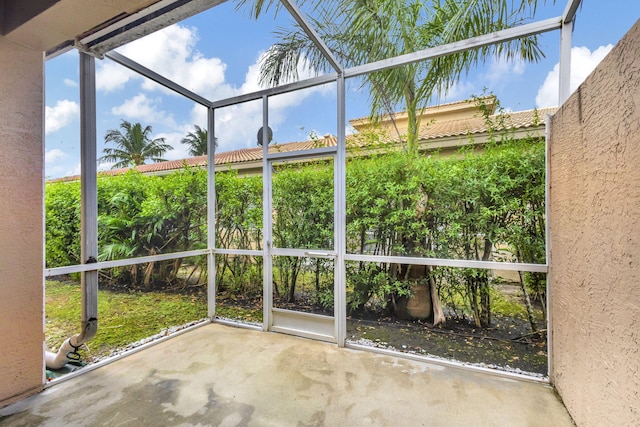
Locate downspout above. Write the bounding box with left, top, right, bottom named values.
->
left=46, top=52, right=99, bottom=370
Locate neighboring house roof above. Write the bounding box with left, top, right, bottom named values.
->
left=49, top=104, right=556, bottom=182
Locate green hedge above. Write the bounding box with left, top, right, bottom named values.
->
left=45, top=138, right=545, bottom=321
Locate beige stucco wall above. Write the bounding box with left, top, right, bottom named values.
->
left=549, top=20, right=640, bottom=426
left=0, top=38, right=45, bottom=406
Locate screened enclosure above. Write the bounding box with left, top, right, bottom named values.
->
left=44, top=0, right=585, bottom=379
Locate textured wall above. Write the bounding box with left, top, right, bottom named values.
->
left=0, top=38, right=45, bottom=406
left=549, top=20, right=640, bottom=426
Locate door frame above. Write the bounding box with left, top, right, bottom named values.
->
left=264, top=147, right=338, bottom=342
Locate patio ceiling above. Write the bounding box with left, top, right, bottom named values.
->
left=1, top=0, right=226, bottom=55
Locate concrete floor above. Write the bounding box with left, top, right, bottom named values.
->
left=0, top=323, right=573, bottom=427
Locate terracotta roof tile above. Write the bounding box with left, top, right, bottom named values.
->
left=48, top=108, right=554, bottom=183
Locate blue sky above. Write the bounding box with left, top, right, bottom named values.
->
left=44, top=1, right=640, bottom=179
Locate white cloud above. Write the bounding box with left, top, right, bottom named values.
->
left=111, top=93, right=177, bottom=128
left=158, top=131, right=191, bottom=160
left=68, top=163, right=82, bottom=176
left=96, top=62, right=136, bottom=92
left=63, top=78, right=78, bottom=87
left=45, top=148, right=68, bottom=164
left=187, top=53, right=330, bottom=152
left=486, top=56, right=525, bottom=88
left=535, top=44, right=613, bottom=108
left=440, top=80, right=477, bottom=102
left=44, top=149, right=73, bottom=178
left=97, top=162, right=112, bottom=172
left=96, top=24, right=229, bottom=98
left=96, top=25, right=332, bottom=154
left=45, top=99, right=79, bottom=135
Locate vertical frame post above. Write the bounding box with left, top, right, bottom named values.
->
left=545, top=113, right=554, bottom=379
left=207, top=107, right=216, bottom=318
left=262, top=95, right=273, bottom=332
left=559, top=20, right=574, bottom=105
left=79, top=52, right=98, bottom=337
left=335, top=75, right=347, bottom=346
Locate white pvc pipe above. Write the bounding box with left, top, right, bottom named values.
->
left=45, top=338, right=77, bottom=370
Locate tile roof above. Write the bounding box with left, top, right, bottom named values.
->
left=49, top=107, right=555, bottom=182
left=418, top=107, right=554, bottom=140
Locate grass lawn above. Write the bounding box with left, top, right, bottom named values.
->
left=45, top=280, right=208, bottom=362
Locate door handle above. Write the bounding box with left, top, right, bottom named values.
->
left=304, top=251, right=335, bottom=258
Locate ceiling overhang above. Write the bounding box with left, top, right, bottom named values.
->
left=0, top=0, right=226, bottom=57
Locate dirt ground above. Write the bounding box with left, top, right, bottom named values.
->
left=346, top=314, right=547, bottom=376
left=222, top=292, right=548, bottom=377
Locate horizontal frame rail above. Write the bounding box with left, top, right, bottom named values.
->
left=210, top=74, right=338, bottom=110
left=344, top=254, right=548, bottom=273
left=267, top=146, right=337, bottom=161
left=48, top=250, right=546, bottom=276
left=270, top=248, right=337, bottom=258
left=213, top=249, right=263, bottom=256
left=45, top=249, right=210, bottom=277
left=344, top=17, right=562, bottom=78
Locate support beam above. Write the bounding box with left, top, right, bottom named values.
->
left=66, top=0, right=226, bottom=57
left=211, top=73, right=337, bottom=110
left=345, top=17, right=562, bottom=78
left=559, top=20, right=574, bottom=105
left=280, top=0, right=343, bottom=73
left=563, top=0, right=583, bottom=24
left=79, top=52, right=99, bottom=343
left=262, top=95, right=273, bottom=333
left=105, top=51, right=212, bottom=107
left=335, top=74, right=346, bottom=346
left=207, top=107, right=216, bottom=319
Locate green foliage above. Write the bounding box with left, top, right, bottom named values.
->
left=272, top=162, right=334, bottom=302
left=344, top=136, right=546, bottom=325
left=215, top=170, right=263, bottom=296
left=98, top=168, right=208, bottom=289
left=45, top=180, right=81, bottom=268
left=46, top=129, right=546, bottom=326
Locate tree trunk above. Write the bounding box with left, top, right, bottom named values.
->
left=518, top=270, right=538, bottom=333
left=428, top=266, right=446, bottom=326
left=471, top=280, right=482, bottom=328
left=287, top=260, right=300, bottom=303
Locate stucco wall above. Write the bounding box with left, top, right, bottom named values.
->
left=549, top=20, right=640, bottom=426
left=0, top=38, right=45, bottom=406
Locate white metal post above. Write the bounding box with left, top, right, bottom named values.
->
left=559, top=19, right=574, bottom=105
left=207, top=107, right=216, bottom=318
left=335, top=75, right=347, bottom=346
left=545, top=113, right=554, bottom=379
left=79, top=52, right=98, bottom=340
left=262, top=96, right=273, bottom=332
left=279, top=0, right=342, bottom=73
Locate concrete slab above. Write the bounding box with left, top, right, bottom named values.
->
left=0, top=323, right=574, bottom=426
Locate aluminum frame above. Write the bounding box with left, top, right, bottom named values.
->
left=106, top=52, right=211, bottom=106
left=261, top=95, right=273, bottom=332
left=280, top=0, right=342, bottom=73
left=49, top=0, right=587, bottom=379
left=207, top=106, right=216, bottom=318
left=79, top=52, right=99, bottom=331
left=45, top=249, right=210, bottom=277
left=266, top=149, right=339, bottom=341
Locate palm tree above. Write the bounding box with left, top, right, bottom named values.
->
left=181, top=125, right=217, bottom=156
left=101, top=120, right=173, bottom=169
left=238, top=0, right=543, bottom=153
